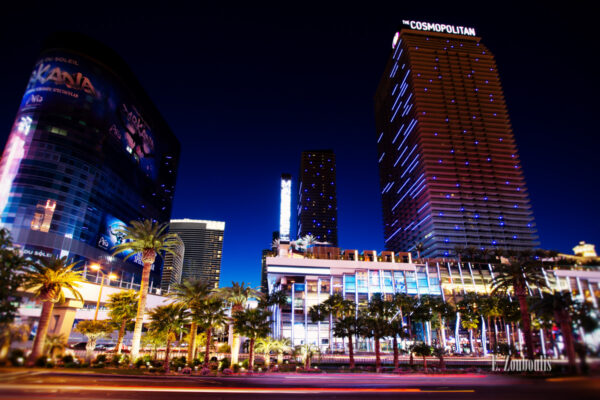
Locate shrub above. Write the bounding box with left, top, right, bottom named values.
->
left=62, top=354, right=74, bottom=364
left=35, top=356, right=48, bottom=367
left=134, top=355, right=152, bottom=368
left=64, top=362, right=80, bottom=368
left=94, top=354, right=107, bottom=364
left=232, top=364, right=240, bottom=373
left=222, top=368, right=233, bottom=375
left=9, top=349, right=25, bottom=366
left=170, top=356, right=187, bottom=370
left=192, top=358, right=202, bottom=366
left=200, top=367, right=211, bottom=376
left=219, top=357, right=231, bottom=371
left=241, top=359, right=249, bottom=369
left=208, top=361, right=219, bottom=371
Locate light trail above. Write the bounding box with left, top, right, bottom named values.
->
left=0, top=384, right=475, bottom=394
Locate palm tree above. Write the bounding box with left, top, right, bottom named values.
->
left=0, top=228, right=30, bottom=330
left=74, top=320, right=113, bottom=361
left=296, top=344, right=319, bottom=369
left=531, top=291, right=578, bottom=371
left=260, top=289, right=289, bottom=339
left=0, top=323, right=29, bottom=362
left=491, top=254, right=548, bottom=358
left=44, top=333, right=66, bottom=362
left=479, top=296, right=502, bottom=353
left=107, top=290, right=138, bottom=354
left=255, top=336, right=278, bottom=369
left=392, top=293, right=417, bottom=339
left=321, top=293, right=356, bottom=351
left=168, top=279, right=213, bottom=361
left=411, top=342, right=432, bottom=371
left=214, top=282, right=263, bottom=364
left=414, top=242, right=425, bottom=260
left=272, top=338, right=291, bottom=365
left=23, top=256, right=83, bottom=365
left=360, top=294, right=392, bottom=372
left=141, top=329, right=166, bottom=360
left=147, top=303, right=190, bottom=373
left=232, top=308, right=271, bottom=372
left=457, top=293, right=482, bottom=355
left=332, top=314, right=359, bottom=369
left=112, top=220, right=180, bottom=360
left=196, top=297, right=228, bottom=366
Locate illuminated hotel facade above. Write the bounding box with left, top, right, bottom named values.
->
left=265, top=246, right=599, bottom=351
left=0, top=33, right=180, bottom=285
left=374, top=21, right=538, bottom=258
left=297, top=150, right=338, bottom=246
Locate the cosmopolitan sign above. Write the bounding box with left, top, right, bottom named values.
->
left=402, top=20, right=476, bottom=36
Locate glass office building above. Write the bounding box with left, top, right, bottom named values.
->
left=0, top=33, right=180, bottom=285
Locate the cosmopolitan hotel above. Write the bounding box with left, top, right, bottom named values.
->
left=265, top=244, right=600, bottom=351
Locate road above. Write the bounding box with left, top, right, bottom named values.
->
left=0, top=370, right=598, bottom=399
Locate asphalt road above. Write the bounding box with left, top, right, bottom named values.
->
left=0, top=370, right=598, bottom=399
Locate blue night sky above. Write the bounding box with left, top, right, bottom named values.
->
left=1, top=2, right=598, bottom=288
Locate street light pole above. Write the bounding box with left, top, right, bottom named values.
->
left=90, top=263, right=117, bottom=322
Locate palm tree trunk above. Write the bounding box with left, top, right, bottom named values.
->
left=117, top=319, right=126, bottom=354
left=248, top=337, right=255, bottom=372
left=374, top=336, right=381, bottom=373
left=493, top=317, right=499, bottom=353
left=86, top=338, right=96, bottom=362
left=487, top=316, right=493, bottom=354
left=438, top=314, right=446, bottom=348
left=516, top=289, right=535, bottom=359
left=407, top=315, right=412, bottom=339
left=277, top=351, right=283, bottom=365
left=204, top=328, right=212, bottom=367
left=188, top=321, right=197, bottom=362
left=556, top=312, right=577, bottom=373
left=393, top=335, right=399, bottom=369
left=264, top=350, right=270, bottom=368
left=423, top=355, right=427, bottom=372
left=348, top=335, right=355, bottom=369
left=164, top=336, right=171, bottom=373
left=131, top=256, right=153, bottom=361
left=27, top=301, right=54, bottom=365
left=468, top=328, right=474, bottom=354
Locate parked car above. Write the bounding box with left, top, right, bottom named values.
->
left=69, top=342, right=88, bottom=350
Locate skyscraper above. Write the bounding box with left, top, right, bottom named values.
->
left=0, top=33, right=180, bottom=285
left=297, top=150, right=338, bottom=246
left=160, top=234, right=184, bottom=292
left=375, top=21, right=538, bottom=258
left=169, top=219, right=224, bottom=288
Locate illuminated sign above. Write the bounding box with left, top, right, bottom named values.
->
left=392, top=32, right=400, bottom=49
left=279, top=174, right=292, bottom=241
left=402, top=20, right=476, bottom=36
left=97, top=214, right=143, bottom=266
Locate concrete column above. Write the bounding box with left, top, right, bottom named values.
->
left=49, top=299, right=84, bottom=339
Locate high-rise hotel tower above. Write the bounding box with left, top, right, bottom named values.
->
left=374, top=21, right=538, bottom=258
left=297, top=150, right=338, bottom=246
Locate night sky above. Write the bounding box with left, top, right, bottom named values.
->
left=1, top=2, right=597, bottom=288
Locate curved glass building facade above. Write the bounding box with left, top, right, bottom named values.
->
left=0, top=33, right=180, bottom=285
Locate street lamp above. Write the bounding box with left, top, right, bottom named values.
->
left=90, top=263, right=117, bottom=321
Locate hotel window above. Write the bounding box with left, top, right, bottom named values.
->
left=393, top=271, right=406, bottom=293
left=344, top=275, right=356, bottom=293
left=356, top=271, right=368, bottom=293
left=369, top=270, right=381, bottom=293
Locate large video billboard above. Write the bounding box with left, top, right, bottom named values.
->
left=20, top=52, right=158, bottom=180
left=96, top=214, right=144, bottom=267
